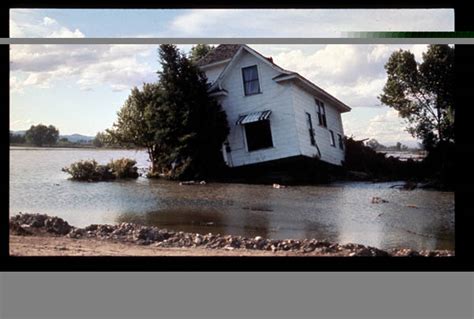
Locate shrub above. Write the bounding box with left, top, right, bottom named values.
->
left=62, top=160, right=114, bottom=181
left=343, top=137, right=424, bottom=181
left=108, top=158, right=139, bottom=179
left=62, top=158, right=139, bottom=181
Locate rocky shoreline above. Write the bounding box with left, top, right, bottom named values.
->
left=10, top=213, right=454, bottom=257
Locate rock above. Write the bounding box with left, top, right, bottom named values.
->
left=194, top=235, right=203, bottom=245
left=85, top=224, right=99, bottom=232
left=68, top=228, right=85, bottom=239
left=9, top=221, right=33, bottom=236
left=44, top=217, right=72, bottom=235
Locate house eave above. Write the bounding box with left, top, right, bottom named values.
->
left=199, top=58, right=232, bottom=70
left=209, top=90, right=228, bottom=97
left=273, top=74, right=352, bottom=113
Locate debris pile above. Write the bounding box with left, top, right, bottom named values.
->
left=9, top=213, right=453, bottom=257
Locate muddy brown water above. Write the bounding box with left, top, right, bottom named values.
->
left=10, top=147, right=454, bottom=251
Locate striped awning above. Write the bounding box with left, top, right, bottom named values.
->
left=236, top=110, right=272, bottom=125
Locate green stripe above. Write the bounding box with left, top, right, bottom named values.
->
left=344, top=31, right=474, bottom=38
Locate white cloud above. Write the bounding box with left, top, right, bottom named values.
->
left=10, top=76, right=25, bottom=93
left=10, top=12, right=85, bottom=38
left=9, top=9, right=162, bottom=93
left=168, top=9, right=453, bottom=37
left=11, top=44, right=156, bottom=93
left=252, top=44, right=430, bottom=108
left=11, top=118, right=34, bottom=130
left=343, top=108, right=418, bottom=146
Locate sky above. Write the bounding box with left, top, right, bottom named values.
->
left=10, top=9, right=454, bottom=147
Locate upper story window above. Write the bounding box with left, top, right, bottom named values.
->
left=242, top=65, right=261, bottom=96
left=315, top=99, right=327, bottom=128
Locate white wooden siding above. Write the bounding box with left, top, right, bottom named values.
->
left=203, top=64, right=227, bottom=85
left=201, top=48, right=348, bottom=168
left=291, top=84, right=345, bottom=166
left=217, top=50, right=300, bottom=167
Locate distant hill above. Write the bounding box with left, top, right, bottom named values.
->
left=10, top=130, right=26, bottom=136
left=10, top=131, right=94, bottom=143
left=60, top=134, right=94, bottom=143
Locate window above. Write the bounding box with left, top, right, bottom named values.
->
left=329, top=130, right=336, bottom=147
left=244, top=120, right=273, bottom=151
left=338, top=134, right=344, bottom=150
left=305, top=112, right=316, bottom=146
left=315, top=99, right=327, bottom=127
left=242, top=65, right=261, bottom=95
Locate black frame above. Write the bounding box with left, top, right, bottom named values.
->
left=2, top=1, right=472, bottom=272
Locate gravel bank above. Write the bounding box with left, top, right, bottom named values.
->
left=10, top=213, right=454, bottom=257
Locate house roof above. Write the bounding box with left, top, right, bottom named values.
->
left=273, top=73, right=351, bottom=113
left=195, top=44, right=242, bottom=67
left=199, top=44, right=351, bottom=113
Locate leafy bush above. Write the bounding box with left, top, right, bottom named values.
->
left=343, top=137, right=424, bottom=181
left=62, top=158, right=139, bottom=181
left=108, top=158, right=139, bottom=179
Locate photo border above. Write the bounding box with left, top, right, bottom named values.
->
left=2, top=0, right=472, bottom=272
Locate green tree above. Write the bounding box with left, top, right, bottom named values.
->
left=189, top=44, right=214, bottom=63
left=25, top=124, right=59, bottom=146
left=366, top=138, right=384, bottom=150
left=107, top=83, right=162, bottom=172
left=108, top=45, right=229, bottom=179
left=93, top=131, right=112, bottom=148
left=154, top=44, right=229, bottom=179
left=379, top=45, right=454, bottom=150
left=10, top=132, right=26, bottom=144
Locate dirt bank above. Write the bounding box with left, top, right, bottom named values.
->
left=9, top=213, right=454, bottom=257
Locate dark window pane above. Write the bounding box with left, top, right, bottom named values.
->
left=245, top=120, right=273, bottom=151
left=242, top=66, right=260, bottom=95
left=315, top=99, right=327, bottom=127
left=329, top=130, right=335, bottom=146
left=338, top=134, right=344, bottom=149
left=306, top=112, right=316, bottom=146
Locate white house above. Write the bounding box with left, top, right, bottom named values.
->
left=196, top=44, right=351, bottom=168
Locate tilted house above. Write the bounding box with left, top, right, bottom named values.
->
left=196, top=44, right=351, bottom=168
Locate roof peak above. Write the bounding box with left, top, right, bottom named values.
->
left=196, top=44, right=243, bottom=67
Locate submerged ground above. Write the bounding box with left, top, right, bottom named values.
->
left=10, top=147, right=455, bottom=252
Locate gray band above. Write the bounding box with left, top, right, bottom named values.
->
left=2, top=38, right=471, bottom=44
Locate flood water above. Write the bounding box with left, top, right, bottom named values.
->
left=9, top=146, right=455, bottom=251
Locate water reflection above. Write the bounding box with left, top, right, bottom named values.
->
left=10, top=147, right=455, bottom=251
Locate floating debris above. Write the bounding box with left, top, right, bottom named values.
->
left=179, top=180, right=207, bottom=186
left=371, top=197, right=389, bottom=204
